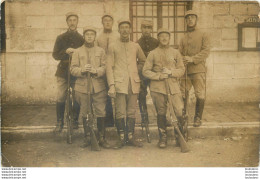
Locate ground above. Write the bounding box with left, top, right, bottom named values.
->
left=1, top=135, right=259, bottom=167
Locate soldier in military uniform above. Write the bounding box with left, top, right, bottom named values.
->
left=52, top=12, right=84, bottom=133
left=96, top=13, right=119, bottom=127
left=106, top=19, right=146, bottom=149
left=179, top=10, right=210, bottom=127
left=70, top=26, right=110, bottom=149
left=143, top=28, right=185, bottom=148
left=137, top=20, right=159, bottom=131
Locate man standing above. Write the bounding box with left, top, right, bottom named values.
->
left=52, top=12, right=84, bottom=133
left=143, top=28, right=185, bottom=148
left=96, top=13, right=119, bottom=127
left=70, top=26, right=110, bottom=149
left=106, top=19, right=146, bottom=149
left=179, top=10, right=210, bottom=127
left=137, top=20, right=159, bottom=133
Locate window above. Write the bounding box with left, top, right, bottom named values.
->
left=129, top=0, right=192, bottom=48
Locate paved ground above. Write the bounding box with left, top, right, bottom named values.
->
left=1, top=102, right=259, bottom=127
left=1, top=135, right=259, bottom=167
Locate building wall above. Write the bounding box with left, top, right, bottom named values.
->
left=2, top=0, right=260, bottom=104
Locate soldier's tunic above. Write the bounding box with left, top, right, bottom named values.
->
left=96, top=30, right=119, bottom=54
left=52, top=30, right=84, bottom=102
left=70, top=45, right=107, bottom=118
left=142, top=46, right=185, bottom=117
left=179, top=28, right=210, bottom=99
left=106, top=38, right=146, bottom=119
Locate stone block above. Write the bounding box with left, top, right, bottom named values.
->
left=24, top=2, right=54, bottom=16
left=26, top=16, right=46, bottom=28
left=236, top=52, right=260, bottom=64
left=47, top=53, right=59, bottom=66
left=234, top=64, right=256, bottom=78
left=26, top=53, right=49, bottom=66
left=221, top=40, right=237, bottom=51
left=5, top=53, right=26, bottom=81
left=31, top=29, right=60, bottom=41
left=210, top=29, right=222, bottom=49
left=9, top=28, right=34, bottom=51
left=45, top=16, right=67, bottom=29
left=222, top=28, right=237, bottom=40
left=230, top=2, right=248, bottom=15
left=212, top=3, right=230, bottom=15
left=53, top=3, right=81, bottom=16
left=78, top=16, right=103, bottom=29
left=34, top=40, right=55, bottom=52
left=80, top=3, right=104, bottom=16
left=5, top=15, right=26, bottom=28
left=213, top=64, right=234, bottom=79
left=213, top=15, right=237, bottom=28
left=25, top=65, right=47, bottom=80
left=254, top=64, right=260, bottom=77
left=248, top=3, right=260, bottom=15
left=213, top=52, right=237, bottom=64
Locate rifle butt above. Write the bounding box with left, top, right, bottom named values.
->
left=90, top=129, right=101, bottom=151
left=174, top=124, right=190, bottom=153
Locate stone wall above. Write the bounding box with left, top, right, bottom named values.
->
left=2, top=0, right=260, bottom=104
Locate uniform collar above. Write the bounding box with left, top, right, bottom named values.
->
left=103, top=29, right=112, bottom=33
left=84, top=42, right=94, bottom=48
left=120, top=37, right=130, bottom=43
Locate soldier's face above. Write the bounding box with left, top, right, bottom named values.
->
left=185, top=15, right=197, bottom=27
left=102, top=17, right=113, bottom=30
left=84, top=31, right=96, bottom=43
left=119, top=23, right=131, bottom=38
left=158, top=33, right=170, bottom=46
left=67, top=16, right=78, bottom=31
left=141, top=25, right=152, bottom=37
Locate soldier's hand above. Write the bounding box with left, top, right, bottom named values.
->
left=81, top=67, right=88, bottom=74
left=108, top=85, right=116, bottom=98
left=89, top=67, right=97, bottom=74
left=183, top=56, right=193, bottom=65
left=66, top=48, right=76, bottom=54
left=159, top=74, right=168, bottom=80
left=162, top=67, right=172, bottom=75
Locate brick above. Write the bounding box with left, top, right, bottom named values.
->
left=5, top=53, right=26, bottom=81
left=213, top=52, right=237, bottom=64
left=222, top=28, right=237, bottom=40
left=26, top=53, right=49, bottom=66
left=24, top=2, right=54, bottom=16
left=230, top=3, right=248, bottom=15
left=234, top=64, right=255, bottom=78
left=26, top=16, right=46, bottom=28
left=212, top=3, right=230, bottom=15
left=80, top=3, right=104, bottom=16
left=236, top=52, right=260, bottom=64
left=221, top=40, right=237, bottom=51
left=213, top=64, right=234, bottom=79
left=248, top=3, right=260, bottom=15
left=213, top=15, right=237, bottom=28
left=53, top=3, right=81, bottom=16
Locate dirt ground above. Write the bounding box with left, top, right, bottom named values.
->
left=1, top=135, right=259, bottom=167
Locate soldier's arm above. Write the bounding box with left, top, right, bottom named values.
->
left=136, top=44, right=146, bottom=74
left=170, top=51, right=185, bottom=78
left=178, top=38, right=185, bottom=56
left=70, top=50, right=84, bottom=77
left=142, top=52, right=160, bottom=80
left=52, top=36, right=69, bottom=61
left=106, top=46, right=115, bottom=87
left=95, top=49, right=106, bottom=78
left=191, top=33, right=210, bottom=64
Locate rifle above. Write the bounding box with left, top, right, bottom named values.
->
left=84, top=51, right=100, bottom=151
left=165, top=78, right=189, bottom=153
left=65, top=55, right=73, bottom=144
left=140, top=97, right=151, bottom=143
left=182, top=66, right=189, bottom=141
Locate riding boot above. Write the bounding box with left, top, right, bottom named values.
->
left=193, top=98, right=205, bottom=127
left=81, top=117, right=91, bottom=148
left=97, top=117, right=111, bottom=149
left=157, top=115, right=167, bottom=148
left=72, top=101, right=80, bottom=129
left=54, top=102, right=65, bottom=133
left=113, top=118, right=125, bottom=149
left=127, top=118, right=143, bottom=147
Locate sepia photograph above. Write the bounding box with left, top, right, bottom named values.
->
left=0, top=0, right=259, bottom=173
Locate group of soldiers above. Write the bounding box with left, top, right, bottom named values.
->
left=52, top=10, right=210, bottom=150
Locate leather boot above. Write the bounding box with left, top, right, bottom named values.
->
left=72, top=101, right=80, bottom=129
left=81, top=117, right=91, bottom=148
left=97, top=117, right=110, bottom=149
left=113, top=118, right=125, bottom=149
left=54, top=102, right=65, bottom=133
left=127, top=118, right=143, bottom=147
left=157, top=115, right=167, bottom=148
left=193, top=98, right=205, bottom=127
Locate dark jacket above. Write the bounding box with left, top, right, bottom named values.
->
left=137, top=35, right=159, bottom=57
left=52, top=30, right=84, bottom=79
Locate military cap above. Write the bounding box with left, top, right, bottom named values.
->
left=141, top=19, right=153, bottom=27
left=118, top=18, right=131, bottom=27
left=66, top=12, right=79, bottom=21
left=185, top=10, right=198, bottom=18
left=83, top=26, right=97, bottom=35
left=102, top=13, right=114, bottom=20
left=157, top=28, right=170, bottom=36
